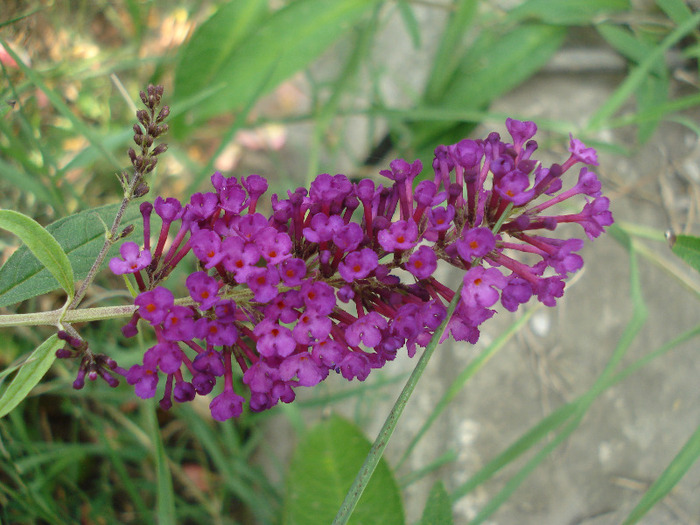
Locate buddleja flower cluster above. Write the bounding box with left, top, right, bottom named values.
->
left=61, top=119, right=612, bottom=421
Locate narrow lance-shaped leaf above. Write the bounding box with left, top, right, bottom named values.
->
left=0, top=334, right=61, bottom=418
left=0, top=203, right=142, bottom=308
left=0, top=209, right=75, bottom=302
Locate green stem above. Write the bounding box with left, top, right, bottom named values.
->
left=0, top=296, right=197, bottom=328
left=0, top=305, right=137, bottom=328
left=332, top=281, right=464, bottom=525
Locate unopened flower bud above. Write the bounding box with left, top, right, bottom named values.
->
left=152, top=143, right=168, bottom=156
left=136, top=109, right=149, bottom=126
left=134, top=182, right=150, bottom=197
left=120, top=224, right=135, bottom=238
left=156, top=105, right=170, bottom=123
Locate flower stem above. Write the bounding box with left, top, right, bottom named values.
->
left=332, top=281, right=464, bottom=525
left=0, top=304, right=137, bottom=327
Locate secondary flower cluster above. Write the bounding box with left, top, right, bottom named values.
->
left=62, top=119, right=612, bottom=421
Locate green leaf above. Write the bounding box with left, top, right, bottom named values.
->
left=145, top=405, right=176, bottom=525
left=655, top=0, right=693, bottom=25
left=0, top=156, right=56, bottom=208
left=0, top=203, right=142, bottom=308
left=283, top=415, right=404, bottom=525
left=506, top=0, right=630, bottom=25
left=396, top=0, right=421, bottom=49
left=172, top=0, right=268, bottom=137
left=419, top=481, right=453, bottom=525
left=412, top=24, right=566, bottom=155
left=0, top=209, right=75, bottom=301
left=172, top=0, right=379, bottom=136
left=0, top=335, right=61, bottom=418
left=423, top=0, right=478, bottom=104
left=670, top=234, right=700, bottom=274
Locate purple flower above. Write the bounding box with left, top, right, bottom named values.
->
left=265, top=290, right=303, bottom=323
left=247, top=267, right=280, bottom=303
left=567, top=134, right=598, bottom=166
left=378, top=220, right=418, bottom=252
left=144, top=341, right=183, bottom=374
left=338, top=248, right=378, bottom=282
left=300, top=280, right=336, bottom=316
left=154, top=196, right=183, bottom=222
left=162, top=305, right=195, bottom=341
left=494, top=170, right=535, bottom=205
left=257, top=228, right=292, bottom=265
left=506, top=118, right=537, bottom=150
left=254, top=319, right=296, bottom=358
left=293, top=309, right=332, bottom=344
left=210, top=389, right=245, bottom=421
left=501, top=277, right=533, bottom=312
left=279, top=353, right=327, bottom=387
left=303, top=213, right=344, bottom=244
left=187, top=192, right=219, bottom=221
left=405, top=245, right=437, bottom=280
left=280, top=258, right=307, bottom=286
left=186, top=271, right=220, bottom=310
left=190, top=230, right=224, bottom=269
left=109, top=242, right=151, bottom=274
left=461, top=267, right=507, bottom=308
left=126, top=365, right=159, bottom=399
left=456, top=228, right=496, bottom=261
left=222, top=237, right=260, bottom=282
left=192, top=348, right=225, bottom=376
left=345, top=312, right=388, bottom=348
left=333, top=222, right=364, bottom=253
left=195, top=318, right=238, bottom=346
left=134, top=287, right=174, bottom=325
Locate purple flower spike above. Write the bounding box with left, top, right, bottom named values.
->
left=106, top=116, right=613, bottom=421
left=109, top=242, right=151, bottom=275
